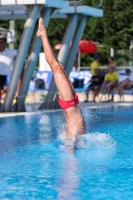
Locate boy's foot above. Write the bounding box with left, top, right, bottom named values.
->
left=95, top=96, right=100, bottom=103
left=84, top=100, right=88, bottom=103
left=36, top=18, right=47, bottom=38
left=106, top=100, right=113, bottom=102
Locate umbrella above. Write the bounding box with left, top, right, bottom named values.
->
left=78, top=40, right=98, bottom=69
left=55, top=40, right=98, bottom=69
left=78, top=40, right=98, bottom=53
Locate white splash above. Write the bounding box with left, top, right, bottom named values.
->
left=54, top=132, right=116, bottom=152
left=75, top=132, right=116, bottom=149
left=54, top=131, right=76, bottom=152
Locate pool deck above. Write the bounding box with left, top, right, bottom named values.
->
left=0, top=92, right=133, bottom=118
left=25, top=92, right=133, bottom=104
left=0, top=101, right=133, bottom=118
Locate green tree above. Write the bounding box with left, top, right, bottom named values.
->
left=1, top=0, right=133, bottom=67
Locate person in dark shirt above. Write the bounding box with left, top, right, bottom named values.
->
left=84, top=68, right=104, bottom=102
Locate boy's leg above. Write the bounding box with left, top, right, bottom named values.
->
left=94, top=86, right=100, bottom=102
left=85, top=86, right=90, bottom=102
left=107, top=86, right=111, bottom=100
left=52, top=63, right=75, bottom=100
left=37, top=18, right=75, bottom=101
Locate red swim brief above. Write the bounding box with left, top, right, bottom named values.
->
left=58, top=93, right=79, bottom=110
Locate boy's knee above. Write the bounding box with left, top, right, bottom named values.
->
left=57, top=67, right=64, bottom=74
left=53, top=62, right=64, bottom=74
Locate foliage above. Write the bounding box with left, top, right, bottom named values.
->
left=1, top=0, right=133, bottom=67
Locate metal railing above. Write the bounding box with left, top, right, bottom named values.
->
left=97, top=0, right=103, bottom=8
left=80, top=66, right=133, bottom=70
left=68, top=1, right=82, bottom=6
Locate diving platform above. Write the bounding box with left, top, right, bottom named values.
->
left=0, top=0, right=69, bottom=20
left=52, top=5, right=103, bottom=18
left=0, top=1, right=103, bottom=112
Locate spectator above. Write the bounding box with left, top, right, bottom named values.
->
left=84, top=69, right=104, bottom=102
left=0, top=32, right=17, bottom=102
left=108, top=57, right=117, bottom=71
left=100, top=66, right=118, bottom=101
left=118, top=69, right=133, bottom=102
left=91, top=53, right=101, bottom=76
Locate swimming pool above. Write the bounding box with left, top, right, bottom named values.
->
left=0, top=104, right=133, bottom=199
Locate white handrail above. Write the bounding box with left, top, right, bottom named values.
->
left=97, top=0, right=103, bottom=8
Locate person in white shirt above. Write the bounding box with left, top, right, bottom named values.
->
left=118, top=69, right=133, bottom=101
left=0, top=34, right=17, bottom=103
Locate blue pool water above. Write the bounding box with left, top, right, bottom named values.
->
left=0, top=104, right=133, bottom=199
